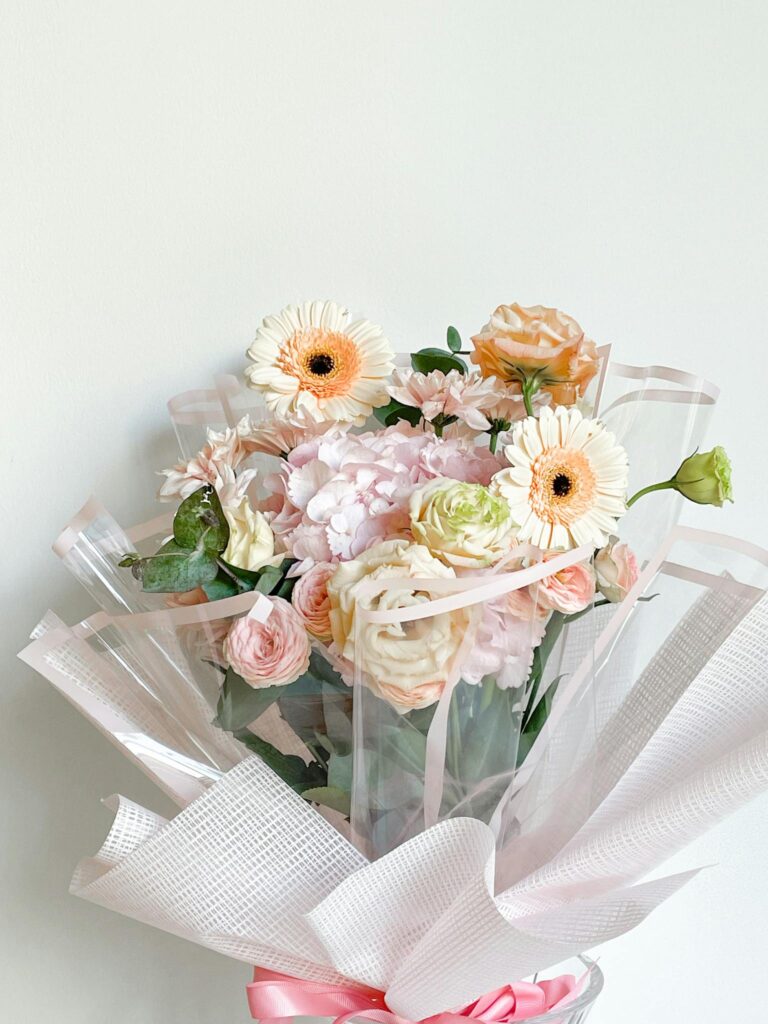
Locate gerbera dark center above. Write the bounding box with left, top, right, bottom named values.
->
left=307, top=352, right=335, bottom=376
left=552, top=473, right=573, bottom=498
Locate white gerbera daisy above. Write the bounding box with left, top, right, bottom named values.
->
left=491, top=405, right=628, bottom=550
left=245, top=301, right=394, bottom=426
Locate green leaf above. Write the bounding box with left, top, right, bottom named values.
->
left=373, top=399, right=423, bottom=428
left=202, top=573, right=241, bottom=600
left=275, top=575, right=298, bottom=600
left=135, top=539, right=219, bottom=593
left=517, top=677, right=563, bottom=767
left=446, top=325, right=462, bottom=353
left=307, top=649, right=349, bottom=690
left=411, top=347, right=467, bottom=375
left=118, top=553, right=139, bottom=568
left=327, top=750, right=353, bottom=792
left=173, top=484, right=230, bottom=553
left=215, top=667, right=284, bottom=733
left=302, top=785, right=351, bottom=816
left=235, top=730, right=326, bottom=794
left=219, top=557, right=295, bottom=595
left=255, top=565, right=285, bottom=594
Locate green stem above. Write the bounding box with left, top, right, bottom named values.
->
left=488, top=430, right=499, bottom=455
left=433, top=420, right=444, bottom=438
left=521, top=376, right=539, bottom=417
left=626, top=479, right=677, bottom=508
left=448, top=690, right=462, bottom=779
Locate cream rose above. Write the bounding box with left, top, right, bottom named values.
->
left=409, top=478, right=517, bottom=569
left=222, top=496, right=277, bottom=571
left=595, top=540, right=639, bottom=603
left=223, top=597, right=311, bottom=688
left=326, top=539, right=469, bottom=714
left=291, top=561, right=335, bottom=641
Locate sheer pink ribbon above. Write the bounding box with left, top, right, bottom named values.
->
left=246, top=968, right=581, bottom=1024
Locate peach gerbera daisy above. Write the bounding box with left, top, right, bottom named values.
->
left=491, top=405, right=628, bottom=550
left=245, top=301, right=394, bottom=426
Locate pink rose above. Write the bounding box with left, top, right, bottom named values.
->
left=291, top=562, right=336, bottom=641
left=537, top=558, right=596, bottom=614
left=223, top=597, right=311, bottom=688
left=595, top=540, right=639, bottom=603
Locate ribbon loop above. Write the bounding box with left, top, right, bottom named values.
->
left=246, top=968, right=583, bottom=1024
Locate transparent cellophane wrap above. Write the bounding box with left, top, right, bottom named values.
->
left=21, top=356, right=768, bottom=1018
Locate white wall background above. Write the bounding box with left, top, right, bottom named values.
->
left=2, top=1, right=767, bottom=1021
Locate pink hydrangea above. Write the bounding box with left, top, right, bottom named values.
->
left=266, top=423, right=505, bottom=572
left=462, top=598, right=547, bottom=688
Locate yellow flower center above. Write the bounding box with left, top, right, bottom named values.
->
left=529, top=446, right=597, bottom=525
left=277, top=327, right=362, bottom=399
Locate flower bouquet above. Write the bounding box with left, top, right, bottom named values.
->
left=21, top=300, right=768, bottom=1024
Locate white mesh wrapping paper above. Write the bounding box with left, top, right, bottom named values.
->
left=72, top=756, right=699, bottom=1018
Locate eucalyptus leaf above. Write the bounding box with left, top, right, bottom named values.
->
left=411, top=347, right=467, bottom=375
left=136, top=539, right=219, bottom=593
left=173, top=485, right=230, bottom=553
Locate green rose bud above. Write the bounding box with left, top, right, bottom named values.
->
left=409, top=478, right=517, bottom=568
left=671, top=446, right=734, bottom=506
left=626, top=446, right=734, bottom=510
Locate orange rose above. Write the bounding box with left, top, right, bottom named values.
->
left=471, top=303, right=598, bottom=406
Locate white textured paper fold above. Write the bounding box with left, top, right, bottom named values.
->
left=73, top=756, right=699, bottom=1018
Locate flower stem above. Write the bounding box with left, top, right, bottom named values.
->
left=626, top=479, right=677, bottom=508
left=489, top=430, right=499, bottom=455
left=521, top=377, right=538, bottom=418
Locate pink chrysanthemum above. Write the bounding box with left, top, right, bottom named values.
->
left=387, top=368, right=501, bottom=431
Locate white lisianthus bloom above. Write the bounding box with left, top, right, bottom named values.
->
left=409, top=478, right=517, bottom=568
left=222, top=496, right=279, bottom=572
left=327, top=539, right=470, bottom=714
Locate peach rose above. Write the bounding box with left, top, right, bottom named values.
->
left=471, top=303, right=599, bottom=405
left=291, top=562, right=335, bottom=641
left=223, top=597, right=311, bottom=688
left=595, top=540, right=639, bottom=603
left=165, top=587, right=209, bottom=608
left=538, top=557, right=596, bottom=614
left=376, top=680, right=446, bottom=712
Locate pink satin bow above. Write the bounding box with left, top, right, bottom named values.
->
left=246, top=968, right=581, bottom=1024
